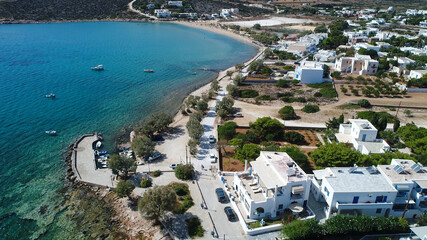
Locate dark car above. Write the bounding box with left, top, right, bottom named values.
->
left=224, top=206, right=237, bottom=221
left=215, top=188, right=227, bottom=203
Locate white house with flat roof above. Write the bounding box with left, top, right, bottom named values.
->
left=154, top=9, right=171, bottom=18
left=233, top=151, right=311, bottom=219
left=378, top=159, right=427, bottom=218
left=311, top=165, right=397, bottom=219
left=409, top=70, right=427, bottom=79
left=167, top=1, right=182, bottom=7
left=335, top=54, right=379, bottom=75
left=335, top=119, right=391, bottom=154
left=295, top=61, right=325, bottom=84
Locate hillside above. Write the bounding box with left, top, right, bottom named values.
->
left=0, top=0, right=140, bottom=21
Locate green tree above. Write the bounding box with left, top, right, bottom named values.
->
left=357, top=99, right=372, bottom=108
left=226, top=84, right=239, bottom=97
left=175, top=164, right=194, bottom=180
left=393, top=119, right=400, bottom=132
left=264, top=48, right=273, bottom=59
left=235, top=63, right=244, bottom=70
left=138, top=186, right=177, bottom=220
left=218, top=121, right=237, bottom=140
left=186, top=118, right=203, bottom=140
left=229, top=138, right=244, bottom=148
left=226, top=70, right=233, bottom=78
left=136, top=112, right=173, bottom=138
left=235, top=144, right=261, bottom=161
left=215, top=96, right=234, bottom=117
left=314, top=24, right=327, bottom=33
left=279, top=106, right=296, bottom=120
left=284, top=131, right=306, bottom=145
left=233, top=74, right=245, bottom=86
left=249, top=117, right=285, bottom=141
left=108, top=155, right=137, bottom=177
left=280, top=219, right=320, bottom=240
left=248, top=59, right=264, bottom=73
left=261, top=66, right=273, bottom=75
left=302, top=104, right=320, bottom=113
left=404, top=109, right=412, bottom=117
left=188, top=139, right=198, bottom=156
left=276, top=79, right=290, bottom=88
left=115, top=180, right=135, bottom=198
left=253, top=23, right=261, bottom=30
left=140, top=177, right=152, bottom=188
left=210, top=79, right=219, bottom=92
left=326, top=114, right=344, bottom=129
left=132, top=135, right=155, bottom=160
left=197, top=100, right=208, bottom=112
left=311, top=142, right=362, bottom=167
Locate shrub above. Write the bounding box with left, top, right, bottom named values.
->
left=140, top=177, right=152, bottom=188
left=152, top=170, right=162, bottom=177
left=172, top=184, right=190, bottom=196
left=283, top=131, right=306, bottom=145
left=218, top=121, right=237, bottom=140
left=314, top=92, right=322, bottom=97
left=277, top=92, right=294, bottom=98
left=320, top=87, right=338, bottom=98
left=186, top=217, right=204, bottom=238
left=357, top=99, right=372, bottom=108
left=174, top=164, right=194, bottom=180
left=281, top=97, right=294, bottom=103
left=331, top=71, right=341, bottom=79
left=302, top=104, right=320, bottom=113
left=276, top=79, right=290, bottom=88
left=239, top=89, right=259, bottom=98
left=280, top=219, right=320, bottom=240
left=250, top=117, right=285, bottom=141
left=115, top=180, right=135, bottom=198
left=257, top=95, right=273, bottom=101
left=279, top=106, right=296, bottom=120
left=235, top=144, right=262, bottom=161
left=295, top=97, right=307, bottom=103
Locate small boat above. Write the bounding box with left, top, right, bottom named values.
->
left=192, top=72, right=197, bottom=75
left=45, top=93, right=56, bottom=98
left=96, top=141, right=102, bottom=149
left=45, top=130, right=57, bottom=135
left=144, top=69, right=154, bottom=73
left=91, top=65, right=104, bottom=71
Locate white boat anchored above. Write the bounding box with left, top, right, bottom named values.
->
left=45, top=93, right=56, bottom=98
left=91, top=65, right=104, bottom=71
left=45, top=130, right=57, bottom=135
left=96, top=141, right=102, bottom=149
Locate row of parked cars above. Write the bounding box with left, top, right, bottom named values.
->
left=215, top=188, right=237, bottom=221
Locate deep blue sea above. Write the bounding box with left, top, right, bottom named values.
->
left=0, top=22, right=256, bottom=239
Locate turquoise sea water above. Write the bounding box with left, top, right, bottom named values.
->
left=0, top=22, right=256, bottom=239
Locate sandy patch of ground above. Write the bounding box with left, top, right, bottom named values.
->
left=285, top=24, right=316, bottom=31
left=223, top=17, right=319, bottom=27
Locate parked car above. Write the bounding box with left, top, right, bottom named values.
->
left=148, top=151, right=161, bottom=162
left=210, top=153, right=217, bottom=163
left=224, top=206, right=237, bottom=221
left=209, top=135, right=216, bottom=143
left=232, top=112, right=243, bottom=117
left=137, top=161, right=144, bottom=166
left=170, top=163, right=181, bottom=169
left=215, top=188, right=227, bottom=203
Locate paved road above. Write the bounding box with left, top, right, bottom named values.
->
left=128, top=0, right=158, bottom=20
left=194, top=86, right=247, bottom=239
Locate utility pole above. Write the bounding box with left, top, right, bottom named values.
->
left=185, top=145, right=188, bottom=164
left=395, top=101, right=402, bottom=118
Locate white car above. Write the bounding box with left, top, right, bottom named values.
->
left=170, top=163, right=181, bottom=169
left=210, top=153, right=217, bottom=163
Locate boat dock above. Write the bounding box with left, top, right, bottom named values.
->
left=71, top=133, right=115, bottom=188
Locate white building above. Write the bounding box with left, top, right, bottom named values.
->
left=395, top=57, right=416, bottom=68
left=311, top=165, right=397, bottom=218
left=409, top=70, right=427, bottom=79
left=287, top=42, right=317, bottom=56
left=335, top=54, right=379, bottom=75
left=313, top=50, right=336, bottom=62
left=335, top=119, right=391, bottom=155
left=167, top=1, right=183, bottom=7
left=154, top=9, right=171, bottom=18
left=400, top=47, right=427, bottom=56
left=295, top=61, right=325, bottom=84
left=378, top=159, right=427, bottom=218
left=354, top=43, right=381, bottom=52
left=233, top=151, right=311, bottom=219
left=220, top=8, right=238, bottom=18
